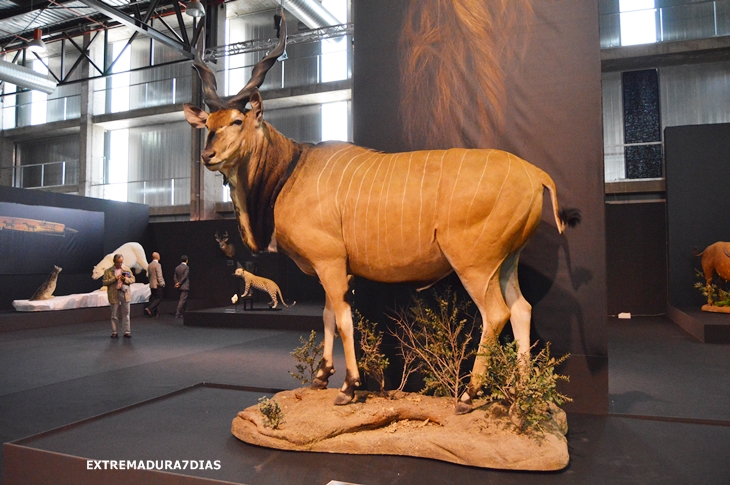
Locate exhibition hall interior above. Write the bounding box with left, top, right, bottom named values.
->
left=1, top=0, right=729, bottom=483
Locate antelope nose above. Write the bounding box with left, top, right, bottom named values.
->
left=201, top=149, right=216, bottom=164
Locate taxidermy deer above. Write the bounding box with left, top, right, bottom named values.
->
left=215, top=231, right=236, bottom=258
left=183, top=15, right=579, bottom=413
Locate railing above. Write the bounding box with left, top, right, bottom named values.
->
left=13, top=160, right=79, bottom=188
left=2, top=94, right=81, bottom=129
left=604, top=141, right=664, bottom=182
left=92, top=74, right=193, bottom=115
left=89, top=177, right=191, bottom=207
left=225, top=48, right=349, bottom=95
left=600, top=0, right=730, bottom=48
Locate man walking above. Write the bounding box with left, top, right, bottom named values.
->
left=103, top=254, right=135, bottom=338
left=174, top=255, right=189, bottom=318
left=145, top=252, right=164, bottom=317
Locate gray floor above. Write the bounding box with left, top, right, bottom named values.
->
left=608, top=315, right=730, bottom=421
left=1, top=313, right=729, bottom=484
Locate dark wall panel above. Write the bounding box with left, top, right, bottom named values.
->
left=145, top=220, right=323, bottom=307
left=0, top=187, right=148, bottom=310
left=665, top=123, right=730, bottom=309
left=606, top=202, right=668, bottom=315
left=353, top=1, right=607, bottom=413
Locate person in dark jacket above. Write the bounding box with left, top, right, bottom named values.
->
left=173, top=255, right=189, bottom=318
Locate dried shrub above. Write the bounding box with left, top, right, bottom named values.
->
left=257, top=397, right=283, bottom=429
left=390, top=288, right=477, bottom=403
left=289, top=330, right=324, bottom=385
left=694, top=270, right=730, bottom=306
left=355, top=312, right=389, bottom=395
left=478, top=339, right=571, bottom=433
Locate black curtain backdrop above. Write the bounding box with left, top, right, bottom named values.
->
left=665, top=123, right=730, bottom=309
left=145, top=220, right=324, bottom=308
left=353, top=0, right=606, bottom=413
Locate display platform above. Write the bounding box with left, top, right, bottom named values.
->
left=183, top=303, right=323, bottom=331
left=12, top=283, right=151, bottom=312
left=5, top=382, right=730, bottom=485
left=668, top=305, right=730, bottom=343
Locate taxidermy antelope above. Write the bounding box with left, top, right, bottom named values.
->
left=184, top=15, right=579, bottom=413
left=215, top=231, right=236, bottom=258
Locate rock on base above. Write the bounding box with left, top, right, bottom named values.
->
left=702, top=304, right=730, bottom=314
left=232, top=388, right=569, bottom=471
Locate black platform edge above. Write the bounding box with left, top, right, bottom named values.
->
left=183, top=306, right=322, bottom=332
left=3, top=383, right=287, bottom=485
left=667, top=305, right=730, bottom=343
left=606, top=412, right=730, bottom=427
left=0, top=299, right=216, bottom=333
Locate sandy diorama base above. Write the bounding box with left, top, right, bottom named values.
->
left=701, top=304, right=730, bottom=314
left=232, top=387, right=569, bottom=471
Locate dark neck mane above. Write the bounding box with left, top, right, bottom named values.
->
left=244, top=122, right=304, bottom=251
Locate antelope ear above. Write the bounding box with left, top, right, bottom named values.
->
left=183, top=103, right=208, bottom=128
left=249, top=89, right=264, bottom=123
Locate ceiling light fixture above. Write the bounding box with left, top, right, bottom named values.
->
left=27, top=28, right=46, bottom=53
left=185, top=0, right=206, bottom=18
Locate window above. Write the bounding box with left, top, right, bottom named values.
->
left=620, top=0, right=657, bottom=46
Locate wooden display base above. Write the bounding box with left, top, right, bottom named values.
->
left=701, top=304, right=730, bottom=314
left=232, top=388, right=569, bottom=471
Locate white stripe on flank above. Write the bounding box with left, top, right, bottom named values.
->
left=446, top=150, right=468, bottom=243
left=417, top=152, right=433, bottom=255
left=381, top=153, right=398, bottom=267
left=463, top=150, right=493, bottom=241
left=316, top=147, right=354, bottom=239
left=470, top=154, right=512, bottom=254
left=500, top=155, right=538, bottom=240
left=349, top=151, right=379, bottom=261
left=400, top=152, right=414, bottom=260
left=364, top=153, right=386, bottom=268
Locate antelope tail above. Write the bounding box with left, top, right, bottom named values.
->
left=540, top=172, right=581, bottom=234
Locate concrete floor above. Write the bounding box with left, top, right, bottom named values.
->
left=1, top=313, right=729, bottom=484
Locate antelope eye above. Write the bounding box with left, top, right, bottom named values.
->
left=232, top=119, right=243, bottom=126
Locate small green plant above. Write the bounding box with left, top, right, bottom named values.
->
left=355, top=312, right=389, bottom=395
left=479, top=339, right=571, bottom=433
left=289, top=330, right=324, bottom=385
left=257, top=396, right=284, bottom=429
left=694, top=270, right=730, bottom=306
left=390, top=288, right=476, bottom=403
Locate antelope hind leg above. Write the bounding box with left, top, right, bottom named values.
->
left=455, top=269, right=511, bottom=415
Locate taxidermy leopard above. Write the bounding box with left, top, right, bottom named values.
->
left=234, top=268, right=295, bottom=309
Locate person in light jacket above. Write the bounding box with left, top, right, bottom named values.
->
left=145, top=252, right=165, bottom=317
left=103, top=254, right=135, bottom=338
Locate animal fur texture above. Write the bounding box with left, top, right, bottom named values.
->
left=30, top=265, right=62, bottom=300
left=92, top=242, right=148, bottom=280
left=183, top=13, right=579, bottom=411
left=234, top=268, right=294, bottom=309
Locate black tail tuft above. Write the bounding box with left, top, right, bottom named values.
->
left=559, top=207, right=581, bottom=228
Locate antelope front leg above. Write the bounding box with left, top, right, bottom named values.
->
left=311, top=295, right=336, bottom=389
left=317, top=265, right=360, bottom=405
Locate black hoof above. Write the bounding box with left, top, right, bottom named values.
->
left=454, top=401, right=473, bottom=415
left=334, top=391, right=354, bottom=405
left=310, top=378, right=328, bottom=390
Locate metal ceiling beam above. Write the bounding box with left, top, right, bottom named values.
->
left=75, top=0, right=194, bottom=59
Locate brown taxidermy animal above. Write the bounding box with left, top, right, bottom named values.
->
left=233, top=268, right=294, bottom=309
left=30, top=265, right=62, bottom=300
left=695, top=242, right=730, bottom=304
left=183, top=15, right=580, bottom=413
left=215, top=231, right=236, bottom=258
